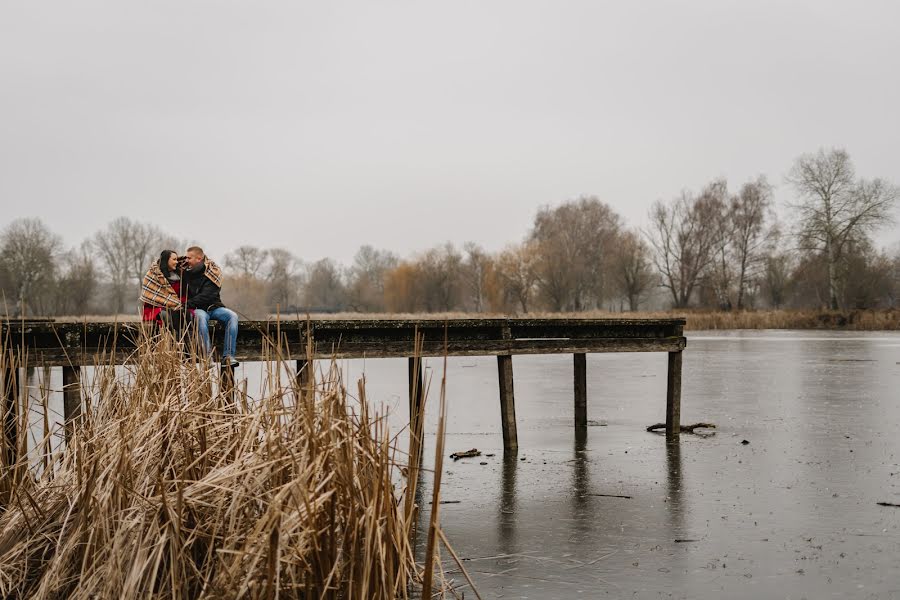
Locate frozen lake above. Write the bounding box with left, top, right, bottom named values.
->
left=21, top=329, right=900, bottom=598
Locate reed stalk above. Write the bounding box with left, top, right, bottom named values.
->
left=0, top=328, right=459, bottom=599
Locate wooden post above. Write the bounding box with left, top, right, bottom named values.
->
left=3, top=364, right=19, bottom=467
left=408, top=357, right=424, bottom=428
left=574, top=353, right=587, bottom=431
left=666, top=351, right=682, bottom=436
left=296, top=359, right=311, bottom=401
left=62, top=366, right=82, bottom=441
left=497, top=354, right=518, bottom=454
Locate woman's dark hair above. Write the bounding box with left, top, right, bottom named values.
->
left=159, top=249, right=178, bottom=279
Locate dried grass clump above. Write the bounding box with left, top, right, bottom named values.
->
left=0, top=335, right=433, bottom=599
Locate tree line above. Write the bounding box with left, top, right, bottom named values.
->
left=1, top=148, right=897, bottom=318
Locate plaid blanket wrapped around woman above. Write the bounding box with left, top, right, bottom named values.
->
left=140, top=262, right=182, bottom=309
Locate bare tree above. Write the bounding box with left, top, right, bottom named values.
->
left=224, top=245, right=269, bottom=277
left=614, top=230, right=655, bottom=311
left=91, top=217, right=177, bottom=313
left=492, top=242, right=539, bottom=313
left=0, top=218, right=62, bottom=316
left=461, top=242, right=492, bottom=312
left=646, top=186, right=725, bottom=308
left=698, top=180, right=734, bottom=309
left=731, top=176, right=774, bottom=309
left=266, top=248, right=303, bottom=311
left=530, top=197, right=622, bottom=311
left=303, top=258, right=346, bottom=311
left=418, top=243, right=463, bottom=312
left=761, top=250, right=793, bottom=309
left=54, top=243, right=97, bottom=316
left=787, top=148, right=898, bottom=309
left=345, top=245, right=397, bottom=312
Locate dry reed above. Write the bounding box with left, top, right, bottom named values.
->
left=0, top=329, right=458, bottom=599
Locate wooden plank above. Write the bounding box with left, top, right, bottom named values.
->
left=62, top=366, right=82, bottom=441
left=666, top=351, right=682, bottom=436
left=574, top=353, right=587, bottom=430
left=9, top=337, right=687, bottom=365
left=497, top=354, right=517, bottom=454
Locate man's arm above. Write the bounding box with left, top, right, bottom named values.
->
left=185, top=279, right=220, bottom=310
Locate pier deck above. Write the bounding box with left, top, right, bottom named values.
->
left=1, top=317, right=686, bottom=455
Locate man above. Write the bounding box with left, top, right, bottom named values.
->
left=182, top=246, right=240, bottom=368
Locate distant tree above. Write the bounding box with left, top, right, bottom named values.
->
left=91, top=217, right=177, bottom=313
left=0, top=218, right=62, bottom=316
left=647, top=184, right=726, bottom=308
left=840, top=240, right=895, bottom=309
left=787, top=148, right=898, bottom=309
left=345, top=245, right=397, bottom=312
left=383, top=262, right=422, bottom=313
left=224, top=245, right=269, bottom=278
left=614, top=230, right=655, bottom=311
left=418, top=243, right=463, bottom=312
left=303, top=258, right=346, bottom=312
left=701, top=180, right=736, bottom=310
left=761, top=249, right=793, bottom=309
left=461, top=242, right=493, bottom=312
left=266, top=248, right=302, bottom=311
left=731, top=176, right=774, bottom=309
left=530, top=197, right=622, bottom=311
left=492, top=243, right=539, bottom=313
left=53, top=243, right=97, bottom=316
left=218, top=274, right=268, bottom=319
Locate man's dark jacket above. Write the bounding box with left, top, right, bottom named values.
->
left=184, top=262, right=224, bottom=311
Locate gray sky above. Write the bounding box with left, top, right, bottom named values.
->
left=2, top=0, right=898, bottom=264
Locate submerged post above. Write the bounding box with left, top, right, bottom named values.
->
left=497, top=354, right=518, bottom=454
left=574, top=353, right=587, bottom=431
left=666, top=350, right=682, bottom=436
left=62, top=366, right=82, bottom=441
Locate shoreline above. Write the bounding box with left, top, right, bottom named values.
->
left=31, top=308, right=900, bottom=331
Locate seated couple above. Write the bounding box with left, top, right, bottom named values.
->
left=140, top=246, right=240, bottom=368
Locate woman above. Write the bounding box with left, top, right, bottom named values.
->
left=140, top=250, right=190, bottom=331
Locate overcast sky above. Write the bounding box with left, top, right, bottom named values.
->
left=1, top=0, right=898, bottom=263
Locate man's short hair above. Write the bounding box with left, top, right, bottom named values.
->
left=186, top=246, right=205, bottom=257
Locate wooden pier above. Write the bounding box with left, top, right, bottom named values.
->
left=1, top=317, right=686, bottom=456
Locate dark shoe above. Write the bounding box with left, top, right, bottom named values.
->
left=222, top=357, right=240, bottom=369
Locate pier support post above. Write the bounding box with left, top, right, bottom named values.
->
left=574, top=353, right=587, bottom=431
left=62, top=366, right=82, bottom=442
left=3, top=363, right=19, bottom=467
left=408, top=357, right=424, bottom=428
left=666, top=351, right=682, bottom=437
left=497, top=354, right=518, bottom=454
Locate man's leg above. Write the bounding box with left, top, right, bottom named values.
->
left=209, top=307, right=239, bottom=361
left=193, top=309, right=212, bottom=357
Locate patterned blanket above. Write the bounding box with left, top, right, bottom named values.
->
left=204, top=259, right=223, bottom=288
left=139, top=262, right=182, bottom=309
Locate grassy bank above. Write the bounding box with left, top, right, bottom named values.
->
left=291, top=309, right=900, bottom=331
left=627, top=309, right=900, bottom=331
left=45, top=308, right=900, bottom=330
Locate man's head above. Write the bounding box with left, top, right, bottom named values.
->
left=185, top=246, right=205, bottom=269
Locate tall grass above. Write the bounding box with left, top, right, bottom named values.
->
left=0, top=330, right=461, bottom=598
